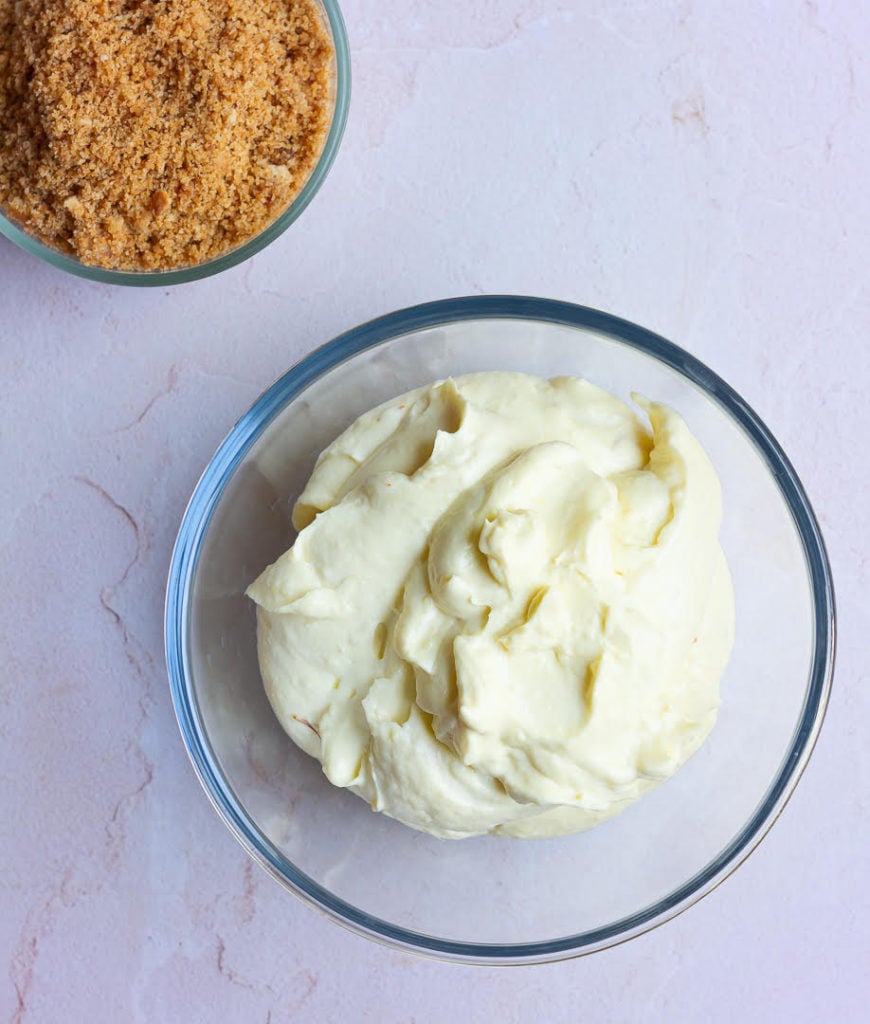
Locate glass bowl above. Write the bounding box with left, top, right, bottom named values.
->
left=165, top=296, right=834, bottom=963
left=0, top=0, right=349, bottom=287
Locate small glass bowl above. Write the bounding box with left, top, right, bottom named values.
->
left=0, top=0, right=349, bottom=286
left=165, top=297, right=834, bottom=963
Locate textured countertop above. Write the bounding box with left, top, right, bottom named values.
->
left=2, top=2, right=868, bottom=1021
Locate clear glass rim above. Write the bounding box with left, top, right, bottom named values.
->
left=0, top=0, right=351, bottom=287
left=164, top=296, right=835, bottom=964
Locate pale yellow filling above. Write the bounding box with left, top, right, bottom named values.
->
left=247, top=372, right=734, bottom=839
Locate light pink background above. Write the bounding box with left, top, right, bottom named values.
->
left=2, top=2, right=867, bottom=1020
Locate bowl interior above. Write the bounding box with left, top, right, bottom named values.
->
left=178, top=311, right=828, bottom=958
left=0, top=0, right=350, bottom=285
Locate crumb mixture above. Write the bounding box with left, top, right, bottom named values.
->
left=0, top=0, right=333, bottom=270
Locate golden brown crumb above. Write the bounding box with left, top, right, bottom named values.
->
left=0, top=0, right=333, bottom=270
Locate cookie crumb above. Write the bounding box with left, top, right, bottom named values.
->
left=0, top=0, right=334, bottom=270
left=150, top=190, right=170, bottom=216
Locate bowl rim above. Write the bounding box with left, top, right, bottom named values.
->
left=0, top=0, right=351, bottom=287
left=165, top=295, right=835, bottom=964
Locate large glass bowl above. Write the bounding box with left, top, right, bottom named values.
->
left=0, top=0, right=349, bottom=287
left=165, top=296, right=834, bottom=963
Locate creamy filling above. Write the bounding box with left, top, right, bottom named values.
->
left=247, top=372, right=734, bottom=839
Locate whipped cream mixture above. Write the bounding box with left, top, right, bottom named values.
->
left=247, top=373, right=734, bottom=838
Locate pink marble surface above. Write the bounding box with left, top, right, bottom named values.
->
left=2, top=2, right=868, bottom=1020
